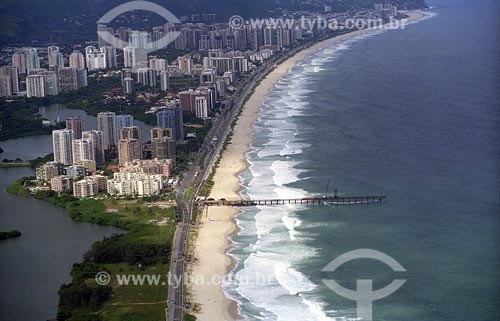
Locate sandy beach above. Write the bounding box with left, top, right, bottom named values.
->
left=187, top=11, right=427, bottom=321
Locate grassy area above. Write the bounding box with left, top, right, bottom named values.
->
left=7, top=180, right=177, bottom=321
left=184, top=187, right=195, bottom=201
left=184, top=313, right=197, bottom=321
left=0, top=162, right=31, bottom=168
left=6, top=177, right=31, bottom=196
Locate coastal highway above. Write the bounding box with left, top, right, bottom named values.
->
left=166, top=36, right=328, bottom=321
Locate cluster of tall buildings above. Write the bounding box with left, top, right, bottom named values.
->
left=99, top=19, right=305, bottom=54
left=1, top=45, right=119, bottom=97
left=0, top=47, right=89, bottom=98
left=41, top=109, right=181, bottom=198
left=84, top=46, right=117, bottom=71
left=120, top=55, right=170, bottom=94
left=52, top=117, right=105, bottom=169
left=156, top=107, right=184, bottom=142
left=179, top=87, right=216, bottom=119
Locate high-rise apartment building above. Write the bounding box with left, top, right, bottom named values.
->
left=69, top=50, right=86, bottom=70
left=58, top=67, right=77, bottom=92
left=0, top=66, right=19, bottom=93
left=151, top=136, right=176, bottom=162
left=25, top=48, right=40, bottom=73
left=26, top=74, right=45, bottom=98
left=121, top=126, right=142, bottom=151
left=85, top=46, right=107, bottom=71
left=12, top=52, right=27, bottom=74
left=160, top=70, right=170, bottom=91
left=120, top=126, right=142, bottom=141
left=156, top=107, right=184, bottom=141
left=82, top=130, right=105, bottom=165
left=150, top=127, right=175, bottom=163
left=117, top=138, right=142, bottom=166
left=0, top=76, right=12, bottom=97
left=52, top=129, right=74, bottom=165
left=149, top=57, right=168, bottom=73
left=150, top=127, right=173, bottom=140
left=72, top=139, right=95, bottom=164
left=195, top=96, right=209, bottom=119
left=102, top=46, right=117, bottom=69
left=41, top=70, right=59, bottom=96
left=47, top=46, right=64, bottom=68
left=179, top=87, right=215, bottom=113
left=136, top=68, right=157, bottom=87
left=123, top=77, right=135, bottom=95
left=97, top=112, right=116, bottom=149
left=115, top=114, right=134, bottom=143
left=123, top=46, right=137, bottom=68
left=66, top=117, right=84, bottom=139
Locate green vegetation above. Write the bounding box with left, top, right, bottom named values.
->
left=0, top=230, right=21, bottom=240
left=184, top=187, right=195, bottom=201
left=29, top=153, right=54, bottom=168
left=6, top=176, right=31, bottom=196
left=0, top=75, right=161, bottom=142
left=199, top=157, right=220, bottom=197
left=170, top=76, right=200, bottom=92
left=149, top=49, right=188, bottom=63
left=7, top=182, right=177, bottom=320
left=184, top=313, right=197, bottom=321
left=176, top=120, right=212, bottom=172
left=0, top=161, right=30, bottom=167
left=43, top=77, right=157, bottom=126
left=0, top=98, right=63, bottom=141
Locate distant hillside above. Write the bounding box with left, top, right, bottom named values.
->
left=0, top=0, right=428, bottom=45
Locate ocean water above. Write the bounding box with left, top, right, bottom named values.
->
left=224, top=1, right=500, bottom=320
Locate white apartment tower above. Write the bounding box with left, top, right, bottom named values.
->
left=47, top=46, right=65, bottom=68
left=53, top=129, right=74, bottom=165
left=160, top=70, right=170, bottom=91
left=25, top=48, right=40, bottom=73
left=82, top=130, right=105, bottom=165
left=26, top=74, right=45, bottom=98
left=85, top=46, right=107, bottom=71
left=195, top=96, right=209, bottom=119
left=72, top=139, right=95, bottom=164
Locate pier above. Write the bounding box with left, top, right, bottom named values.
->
left=196, top=195, right=386, bottom=207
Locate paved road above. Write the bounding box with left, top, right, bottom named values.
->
left=166, top=39, right=320, bottom=321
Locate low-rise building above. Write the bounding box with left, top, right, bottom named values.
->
left=65, top=165, right=89, bottom=178
left=73, top=179, right=97, bottom=198
left=36, top=162, right=64, bottom=181
left=73, top=175, right=108, bottom=198
left=107, top=172, right=163, bottom=197
left=50, top=175, right=73, bottom=192
left=121, top=158, right=173, bottom=178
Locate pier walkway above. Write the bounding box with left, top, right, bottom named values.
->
left=196, top=195, right=386, bottom=207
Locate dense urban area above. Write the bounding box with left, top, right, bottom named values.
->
left=0, top=2, right=422, bottom=321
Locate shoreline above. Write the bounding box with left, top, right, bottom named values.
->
left=188, top=11, right=428, bottom=321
